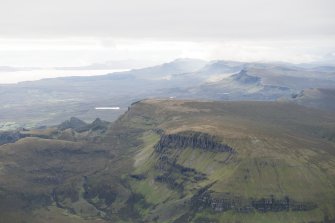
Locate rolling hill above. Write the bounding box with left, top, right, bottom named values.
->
left=1, top=99, right=335, bottom=222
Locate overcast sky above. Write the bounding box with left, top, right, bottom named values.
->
left=0, top=0, right=334, bottom=68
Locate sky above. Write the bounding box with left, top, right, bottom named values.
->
left=0, top=0, right=334, bottom=74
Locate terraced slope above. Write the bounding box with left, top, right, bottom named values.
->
left=0, top=100, right=335, bottom=222
left=120, top=100, right=335, bottom=222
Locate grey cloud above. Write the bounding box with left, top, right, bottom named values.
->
left=0, top=0, right=334, bottom=39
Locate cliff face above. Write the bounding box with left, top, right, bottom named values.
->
left=153, top=131, right=318, bottom=215
left=190, top=189, right=317, bottom=213
left=0, top=131, right=21, bottom=145
left=152, top=131, right=234, bottom=194
left=155, top=131, right=235, bottom=154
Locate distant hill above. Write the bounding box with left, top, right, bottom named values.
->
left=292, top=88, right=335, bottom=112
left=179, top=69, right=295, bottom=100
left=0, top=59, right=334, bottom=130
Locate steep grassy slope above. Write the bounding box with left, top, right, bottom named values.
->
left=0, top=100, right=335, bottom=222
left=119, top=100, right=335, bottom=223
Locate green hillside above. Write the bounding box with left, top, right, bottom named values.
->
left=0, top=99, right=335, bottom=222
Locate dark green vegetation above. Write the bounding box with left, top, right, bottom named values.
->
left=1, top=99, right=335, bottom=222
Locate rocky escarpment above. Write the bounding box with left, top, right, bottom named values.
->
left=231, top=69, right=261, bottom=85
left=152, top=132, right=233, bottom=193
left=153, top=131, right=318, bottom=214
left=154, top=162, right=207, bottom=192
left=58, top=117, right=87, bottom=131
left=0, top=131, right=22, bottom=145
left=58, top=117, right=110, bottom=133
left=155, top=131, right=235, bottom=153
left=190, top=188, right=317, bottom=213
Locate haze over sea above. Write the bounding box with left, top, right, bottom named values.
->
left=0, top=69, right=129, bottom=84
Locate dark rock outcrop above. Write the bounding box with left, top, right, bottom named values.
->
left=58, top=117, right=110, bottom=133
left=154, top=158, right=207, bottom=192
left=190, top=189, right=317, bottom=213
left=0, top=131, right=22, bottom=145
left=155, top=174, right=184, bottom=191
left=84, top=118, right=109, bottom=132
left=231, top=69, right=261, bottom=85
left=251, top=196, right=290, bottom=212
left=130, top=174, right=146, bottom=180
left=155, top=131, right=235, bottom=154
left=153, top=132, right=232, bottom=192
left=58, top=117, right=87, bottom=131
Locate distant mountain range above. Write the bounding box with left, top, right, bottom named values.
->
left=0, top=58, right=334, bottom=130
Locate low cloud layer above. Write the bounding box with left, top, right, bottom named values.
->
left=0, top=0, right=334, bottom=69
left=1, top=0, right=334, bottom=39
